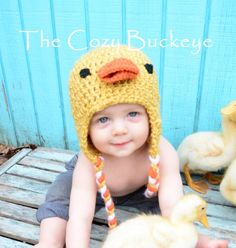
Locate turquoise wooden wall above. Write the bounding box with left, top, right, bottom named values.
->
left=0, top=0, right=236, bottom=150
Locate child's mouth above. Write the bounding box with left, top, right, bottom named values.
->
left=112, top=141, right=130, bottom=147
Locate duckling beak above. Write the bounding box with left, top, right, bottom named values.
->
left=98, top=58, right=139, bottom=83
left=199, top=213, right=209, bottom=228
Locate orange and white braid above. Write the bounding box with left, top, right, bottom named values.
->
left=144, top=155, right=160, bottom=198
left=95, top=156, right=117, bottom=229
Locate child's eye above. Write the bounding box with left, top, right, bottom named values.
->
left=98, top=117, right=109, bottom=123
left=128, top=112, right=139, bottom=118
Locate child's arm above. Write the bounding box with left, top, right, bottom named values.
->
left=158, top=136, right=183, bottom=217
left=66, top=152, right=97, bottom=248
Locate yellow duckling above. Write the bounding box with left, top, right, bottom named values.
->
left=102, top=194, right=209, bottom=248
left=177, top=100, right=236, bottom=193
left=220, top=157, right=236, bottom=206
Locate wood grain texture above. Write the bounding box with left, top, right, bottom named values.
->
left=0, top=184, right=44, bottom=207
left=197, top=0, right=236, bottom=131
left=1, top=1, right=235, bottom=149
left=0, top=2, right=39, bottom=147
left=0, top=149, right=31, bottom=175
left=0, top=52, right=17, bottom=146
left=0, top=236, right=32, bottom=248
left=28, top=146, right=76, bottom=162
left=0, top=216, right=40, bottom=244
left=0, top=148, right=235, bottom=247
left=7, top=164, right=59, bottom=183
left=18, top=155, right=66, bottom=173
left=0, top=200, right=38, bottom=225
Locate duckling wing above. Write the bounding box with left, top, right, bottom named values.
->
left=151, top=221, right=198, bottom=248
left=102, top=216, right=156, bottom=248
left=200, top=134, right=224, bottom=157
left=103, top=215, right=175, bottom=248
left=178, top=132, right=232, bottom=172
left=103, top=216, right=198, bottom=248
left=169, top=224, right=198, bottom=248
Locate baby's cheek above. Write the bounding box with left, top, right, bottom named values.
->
left=90, top=136, right=104, bottom=151
left=141, top=123, right=150, bottom=139
left=128, top=116, right=142, bottom=122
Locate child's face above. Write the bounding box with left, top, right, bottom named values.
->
left=89, top=104, right=149, bottom=157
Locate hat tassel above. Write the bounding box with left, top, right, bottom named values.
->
left=144, top=155, right=160, bottom=198
left=95, top=157, right=117, bottom=229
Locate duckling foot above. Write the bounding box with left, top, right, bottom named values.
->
left=205, top=172, right=223, bottom=185
left=183, top=165, right=209, bottom=194
left=188, top=179, right=209, bottom=194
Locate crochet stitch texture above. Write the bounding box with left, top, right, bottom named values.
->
left=69, top=45, right=161, bottom=228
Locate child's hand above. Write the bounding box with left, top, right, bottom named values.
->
left=204, top=239, right=228, bottom=248
left=197, top=234, right=228, bottom=248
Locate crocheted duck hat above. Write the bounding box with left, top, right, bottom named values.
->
left=69, top=46, right=161, bottom=228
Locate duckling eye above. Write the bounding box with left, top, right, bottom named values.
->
left=80, top=68, right=91, bottom=78
left=144, top=63, right=153, bottom=74
left=201, top=207, right=205, bottom=211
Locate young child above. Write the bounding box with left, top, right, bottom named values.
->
left=34, top=46, right=228, bottom=248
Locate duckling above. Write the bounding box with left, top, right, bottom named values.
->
left=220, top=157, right=236, bottom=206
left=177, top=100, right=236, bottom=193
left=102, top=194, right=209, bottom=248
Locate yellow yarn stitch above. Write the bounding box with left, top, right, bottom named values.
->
left=69, top=46, right=161, bottom=163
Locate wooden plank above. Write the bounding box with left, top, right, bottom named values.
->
left=207, top=216, right=236, bottom=233
left=0, top=216, right=39, bottom=244
left=184, top=185, right=234, bottom=207
left=0, top=147, right=234, bottom=247
left=0, top=55, right=17, bottom=146
left=29, top=147, right=76, bottom=163
left=0, top=2, right=40, bottom=146
left=0, top=236, right=32, bottom=248
left=3, top=183, right=232, bottom=241
left=51, top=0, right=88, bottom=151
left=0, top=200, right=106, bottom=244
left=0, top=185, right=44, bottom=208
left=0, top=216, right=106, bottom=246
left=95, top=201, right=236, bottom=225
left=197, top=1, right=236, bottom=131
left=90, top=224, right=107, bottom=242
left=90, top=239, right=103, bottom=248
left=95, top=207, right=138, bottom=225
left=0, top=200, right=38, bottom=225
left=0, top=174, right=50, bottom=194
left=160, top=1, right=208, bottom=146
left=207, top=203, right=236, bottom=222
left=7, top=164, right=59, bottom=183
left=0, top=149, right=31, bottom=176
left=18, top=155, right=66, bottom=173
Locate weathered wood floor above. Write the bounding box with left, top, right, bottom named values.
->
left=0, top=147, right=236, bottom=247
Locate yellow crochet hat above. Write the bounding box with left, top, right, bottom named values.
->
left=69, top=45, right=161, bottom=228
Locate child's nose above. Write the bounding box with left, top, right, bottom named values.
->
left=112, top=122, right=128, bottom=136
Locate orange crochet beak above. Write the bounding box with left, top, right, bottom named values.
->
left=98, top=58, right=139, bottom=83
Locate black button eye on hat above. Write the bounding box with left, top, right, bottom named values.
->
left=80, top=68, right=91, bottom=78
left=144, top=63, right=153, bottom=74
